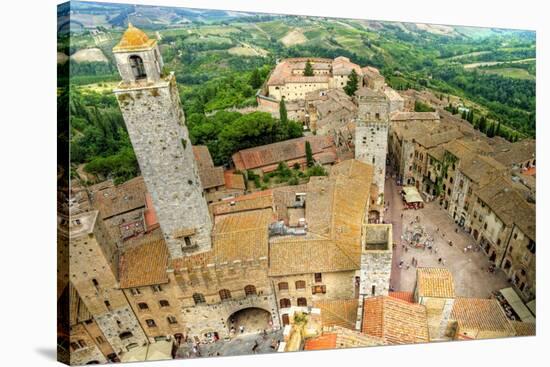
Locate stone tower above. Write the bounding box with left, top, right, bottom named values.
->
left=354, top=87, right=390, bottom=205
left=112, top=24, right=212, bottom=259
left=69, top=210, right=148, bottom=355
left=356, top=224, right=393, bottom=330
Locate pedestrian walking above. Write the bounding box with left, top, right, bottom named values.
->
left=405, top=246, right=408, bottom=252
left=239, top=325, right=244, bottom=334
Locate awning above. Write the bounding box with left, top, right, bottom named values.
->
left=402, top=186, right=424, bottom=203
left=500, top=287, right=535, bottom=323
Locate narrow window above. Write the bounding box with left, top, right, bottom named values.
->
left=278, top=282, right=289, bottom=291
left=192, top=293, right=205, bottom=305
left=219, top=289, right=231, bottom=301
left=145, top=319, right=157, bottom=328
left=159, top=300, right=170, bottom=307
left=314, top=273, right=322, bottom=283
left=244, top=285, right=257, bottom=297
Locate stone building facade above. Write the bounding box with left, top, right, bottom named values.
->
left=261, top=57, right=363, bottom=102
left=69, top=210, right=148, bottom=360
left=354, top=88, right=390, bottom=206
left=113, top=24, right=212, bottom=259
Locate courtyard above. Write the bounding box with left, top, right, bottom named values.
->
left=176, top=329, right=283, bottom=359
left=384, top=173, right=510, bottom=298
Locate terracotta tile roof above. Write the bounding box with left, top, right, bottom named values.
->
left=266, top=57, right=361, bottom=86
left=210, top=190, right=273, bottom=217
left=493, top=139, right=535, bottom=167
left=198, top=166, right=225, bottom=189
left=362, top=296, right=429, bottom=344
left=91, top=176, right=146, bottom=219
left=223, top=171, right=246, bottom=190
left=459, top=154, right=506, bottom=185
left=332, top=326, right=387, bottom=348
left=304, top=333, right=337, bottom=351
left=416, top=268, right=455, bottom=298
left=232, top=136, right=336, bottom=172
left=476, top=178, right=536, bottom=241
left=314, top=299, right=359, bottom=330
left=415, top=129, right=463, bottom=149
left=389, top=291, right=415, bottom=303
left=451, top=298, right=515, bottom=335
left=269, top=160, right=374, bottom=276
left=355, top=87, right=385, bottom=98
left=192, top=146, right=225, bottom=189
left=510, top=321, right=536, bottom=336
left=113, top=24, right=156, bottom=52
left=272, top=185, right=308, bottom=223
left=390, top=111, right=440, bottom=121
left=269, top=238, right=359, bottom=276
left=119, top=238, right=169, bottom=288
left=192, top=145, right=215, bottom=169
left=173, top=208, right=272, bottom=270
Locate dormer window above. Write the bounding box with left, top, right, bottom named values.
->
left=129, top=55, right=146, bottom=80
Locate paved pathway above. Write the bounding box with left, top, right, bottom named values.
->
left=176, top=330, right=283, bottom=359
left=384, top=167, right=510, bottom=298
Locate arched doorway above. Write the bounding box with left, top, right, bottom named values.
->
left=227, top=307, right=271, bottom=335
left=473, top=229, right=479, bottom=240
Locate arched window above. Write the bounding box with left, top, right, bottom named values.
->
left=192, top=293, right=205, bottom=305
left=219, top=289, right=232, bottom=301
left=295, top=280, right=306, bottom=290
left=129, top=55, right=146, bottom=80
left=119, top=331, right=133, bottom=340
left=280, top=298, right=291, bottom=308
left=278, top=282, right=289, bottom=291
left=297, top=297, right=307, bottom=307
left=244, top=285, right=257, bottom=297
left=137, top=302, right=148, bottom=310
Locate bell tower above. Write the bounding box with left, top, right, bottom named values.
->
left=112, top=24, right=212, bottom=259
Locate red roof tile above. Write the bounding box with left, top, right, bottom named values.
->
left=304, top=333, right=337, bottom=351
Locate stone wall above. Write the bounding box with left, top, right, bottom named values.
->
left=181, top=294, right=279, bottom=340
left=360, top=225, right=393, bottom=302
left=115, top=74, right=212, bottom=259
left=70, top=211, right=148, bottom=356
left=272, top=270, right=358, bottom=311
left=123, top=272, right=186, bottom=342
left=70, top=323, right=107, bottom=365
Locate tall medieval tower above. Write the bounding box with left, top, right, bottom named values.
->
left=112, top=24, right=212, bottom=259
left=354, top=88, right=390, bottom=206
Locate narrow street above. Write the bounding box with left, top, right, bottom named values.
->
left=384, top=167, right=404, bottom=291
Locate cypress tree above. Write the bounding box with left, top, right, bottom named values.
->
left=279, top=97, right=288, bottom=124
left=304, top=60, right=314, bottom=76
left=305, top=141, right=314, bottom=167
left=344, top=69, right=359, bottom=96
